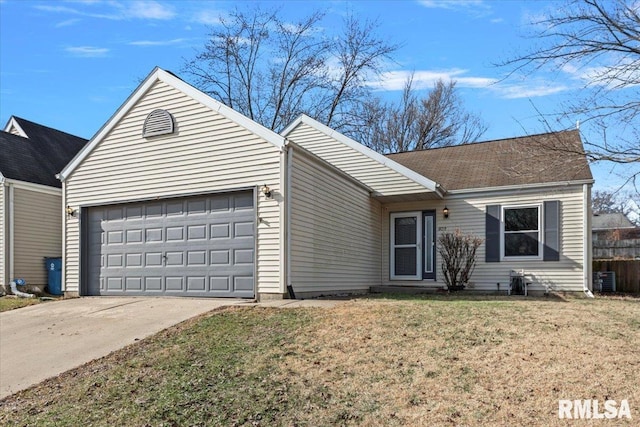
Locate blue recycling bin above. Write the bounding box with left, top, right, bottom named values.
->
left=45, top=257, right=63, bottom=295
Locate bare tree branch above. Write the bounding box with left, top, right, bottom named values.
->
left=499, top=0, right=640, bottom=185
left=182, top=6, right=397, bottom=133
left=345, top=77, right=487, bottom=153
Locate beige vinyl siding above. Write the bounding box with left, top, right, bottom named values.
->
left=382, top=185, right=587, bottom=292
left=286, top=122, right=431, bottom=196
left=64, top=80, right=282, bottom=294
left=0, top=184, right=5, bottom=286
left=289, top=147, right=382, bottom=294
left=13, top=187, right=62, bottom=285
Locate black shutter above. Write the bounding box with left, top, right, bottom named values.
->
left=544, top=200, right=560, bottom=261
left=486, top=205, right=501, bottom=262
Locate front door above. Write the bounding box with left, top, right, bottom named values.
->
left=390, top=211, right=436, bottom=281
left=390, top=212, right=422, bottom=280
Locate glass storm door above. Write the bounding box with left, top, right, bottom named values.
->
left=390, top=212, right=422, bottom=280
left=423, top=211, right=436, bottom=280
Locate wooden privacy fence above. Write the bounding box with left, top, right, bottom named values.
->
left=593, top=260, right=640, bottom=293
left=593, top=239, right=640, bottom=260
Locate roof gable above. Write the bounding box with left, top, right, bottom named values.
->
left=0, top=118, right=88, bottom=188
left=387, top=130, right=593, bottom=192
left=282, top=115, right=442, bottom=197
left=58, top=67, right=285, bottom=182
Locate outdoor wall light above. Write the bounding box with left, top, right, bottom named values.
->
left=65, top=205, right=76, bottom=217
left=443, top=206, right=449, bottom=219
left=261, top=184, right=272, bottom=199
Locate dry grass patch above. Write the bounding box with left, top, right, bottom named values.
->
left=272, top=295, right=639, bottom=425
left=0, top=296, right=40, bottom=312
left=0, top=295, right=638, bottom=426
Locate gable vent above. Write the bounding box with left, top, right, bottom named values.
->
left=143, top=109, right=174, bottom=137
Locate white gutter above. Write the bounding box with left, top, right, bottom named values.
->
left=446, top=179, right=595, bottom=197
left=583, top=183, right=594, bottom=298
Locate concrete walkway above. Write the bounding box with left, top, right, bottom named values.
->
left=0, top=296, right=345, bottom=399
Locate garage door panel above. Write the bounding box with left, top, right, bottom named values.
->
left=86, top=191, right=255, bottom=297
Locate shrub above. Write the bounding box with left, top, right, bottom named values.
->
left=438, top=229, right=483, bottom=290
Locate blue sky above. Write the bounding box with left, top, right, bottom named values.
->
left=0, top=0, right=633, bottom=193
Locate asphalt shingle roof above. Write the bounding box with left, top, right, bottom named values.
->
left=386, top=130, right=593, bottom=191
left=592, top=213, right=635, bottom=230
left=0, top=117, right=88, bottom=188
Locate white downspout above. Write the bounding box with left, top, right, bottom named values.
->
left=583, top=183, right=594, bottom=298
left=8, top=183, right=14, bottom=281
left=286, top=143, right=293, bottom=293
left=61, top=180, right=67, bottom=296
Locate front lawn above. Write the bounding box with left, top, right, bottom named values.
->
left=0, top=295, right=638, bottom=426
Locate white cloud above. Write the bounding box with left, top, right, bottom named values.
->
left=126, top=1, right=175, bottom=20
left=417, top=0, right=492, bottom=16
left=129, top=38, right=188, bottom=47
left=561, top=60, right=640, bottom=90
left=192, top=9, right=224, bottom=25
left=368, top=68, right=570, bottom=99
left=55, top=18, right=81, bottom=28
left=493, top=82, right=568, bottom=99
left=368, top=68, right=496, bottom=91
left=418, top=0, right=486, bottom=9
left=34, top=1, right=175, bottom=21
left=65, top=46, right=109, bottom=57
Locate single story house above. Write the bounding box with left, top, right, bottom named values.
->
left=592, top=212, right=638, bottom=241
left=57, top=67, right=594, bottom=299
left=1, top=117, right=88, bottom=288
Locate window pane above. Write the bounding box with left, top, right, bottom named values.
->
left=395, top=247, right=417, bottom=275
left=395, top=217, right=417, bottom=245
left=505, top=208, right=538, bottom=231
left=505, top=232, right=539, bottom=256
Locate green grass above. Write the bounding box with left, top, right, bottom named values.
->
left=0, top=297, right=40, bottom=312
left=1, top=295, right=638, bottom=426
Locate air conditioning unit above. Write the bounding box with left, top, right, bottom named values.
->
left=593, top=271, right=616, bottom=293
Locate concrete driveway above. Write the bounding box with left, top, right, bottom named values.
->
left=0, top=297, right=246, bottom=398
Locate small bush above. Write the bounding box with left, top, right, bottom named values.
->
left=438, top=229, right=483, bottom=290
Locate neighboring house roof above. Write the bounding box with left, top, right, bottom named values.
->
left=387, top=130, right=593, bottom=192
left=58, top=67, right=285, bottom=181
left=592, top=213, right=636, bottom=230
left=0, top=117, right=88, bottom=188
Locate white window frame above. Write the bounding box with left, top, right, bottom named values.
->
left=501, top=204, right=543, bottom=261
left=390, top=211, right=422, bottom=280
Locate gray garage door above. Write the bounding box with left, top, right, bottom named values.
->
left=86, top=192, right=255, bottom=297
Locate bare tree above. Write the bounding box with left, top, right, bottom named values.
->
left=500, top=0, right=640, bottom=190
left=346, top=76, right=487, bottom=153
left=593, top=189, right=640, bottom=223
left=183, top=6, right=397, bottom=133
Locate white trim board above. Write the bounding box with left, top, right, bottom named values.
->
left=3, top=117, right=27, bottom=137
left=3, top=179, right=62, bottom=196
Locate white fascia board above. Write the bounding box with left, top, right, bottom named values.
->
left=3, top=117, right=27, bottom=137
left=445, top=179, right=595, bottom=199
left=4, top=178, right=62, bottom=196
left=282, top=114, right=443, bottom=196
left=58, top=67, right=285, bottom=182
